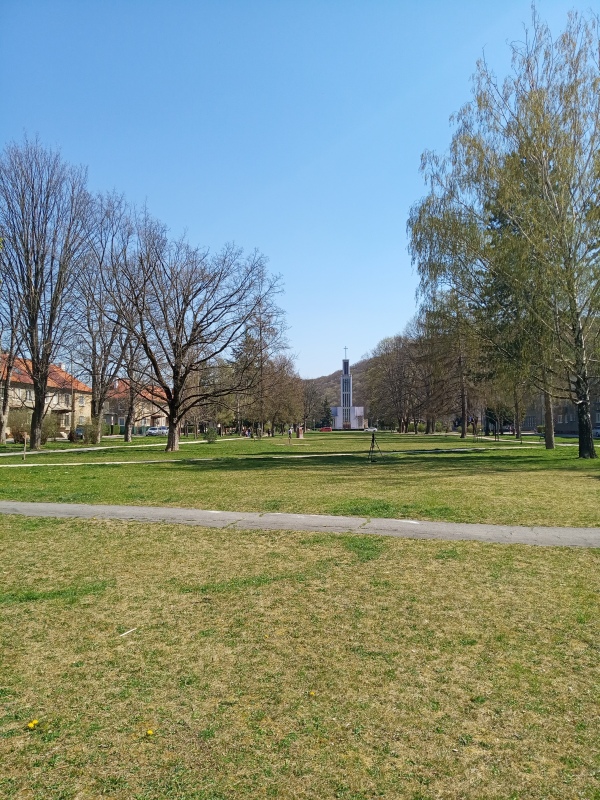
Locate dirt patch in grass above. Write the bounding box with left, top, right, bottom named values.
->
left=1, top=515, right=599, bottom=798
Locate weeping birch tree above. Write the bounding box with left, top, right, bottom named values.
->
left=409, top=10, right=600, bottom=458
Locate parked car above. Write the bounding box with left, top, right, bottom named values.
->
left=365, top=427, right=377, bottom=432
left=145, top=427, right=161, bottom=436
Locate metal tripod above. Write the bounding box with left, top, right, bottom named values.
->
left=367, top=432, right=383, bottom=462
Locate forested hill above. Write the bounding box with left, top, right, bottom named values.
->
left=307, top=358, right=371, bottom=408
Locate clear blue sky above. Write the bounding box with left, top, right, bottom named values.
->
left=0, top=0, right=580, bottom=378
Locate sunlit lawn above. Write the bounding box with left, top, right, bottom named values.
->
left=0, top=433, right=597, bottom=527
left=1, top=516, right=599, bottom=799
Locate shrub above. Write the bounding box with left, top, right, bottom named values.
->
left=81, top=422, right=96, bottom=443
left=42, top=414, right=61, bottom=442
left=8, top=408, right=31, bottom=444
left=203, top=427, right=218, bottom=443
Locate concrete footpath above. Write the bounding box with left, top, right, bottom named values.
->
left=0, top=500, right=598, bottom=547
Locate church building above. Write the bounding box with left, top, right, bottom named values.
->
left=331, top=356, right=365, bottom=430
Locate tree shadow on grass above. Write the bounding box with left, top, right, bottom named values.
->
left=168, top=447, right=592, bottom=477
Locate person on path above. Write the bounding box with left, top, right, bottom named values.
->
left=288, top=426, right=292, bottom=444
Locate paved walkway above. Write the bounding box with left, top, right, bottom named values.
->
left=0, top=500, right=598, bottom=547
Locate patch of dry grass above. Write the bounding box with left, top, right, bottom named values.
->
left=1, top=516, right=599, bottom=799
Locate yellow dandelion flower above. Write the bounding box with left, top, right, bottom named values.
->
left=27, top=719, right=39, bottom=729
left=146, top=729, right=154, bottom=736
left=309, top=691, right=316, bottom=697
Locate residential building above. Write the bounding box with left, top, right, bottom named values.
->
left=104, top=379, right=167, bottom=433
left=523, top=389, right=600, bottom=435
left=1, top=357, right=92, bottom=436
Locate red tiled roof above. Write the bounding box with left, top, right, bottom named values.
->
left=0, top=356, right=92, bottom=393
left=107, top=378, right=167, bottom=403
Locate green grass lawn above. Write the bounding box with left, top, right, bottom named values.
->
left=1, top=516, right=599, bottom=799
left=0, top=432, right=598, bottom=527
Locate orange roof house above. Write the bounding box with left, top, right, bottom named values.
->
left=104, top=378, right=167, bottom=430
left=1, top=356, right=92, bottom=436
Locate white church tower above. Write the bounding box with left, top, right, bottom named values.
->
left=331, top=351, right=365, bottom=430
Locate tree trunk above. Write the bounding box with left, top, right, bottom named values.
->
left=0, top=387, right=10, bottom=444
left=576, top=399, right=596, bottom=459
left=543, top=388, right=555, bottom=450
left=565, top=266, right=596, bottom=458
left=89, top=388, right=104, bottom=444
left=30, top=393, right=45, bottom=450
left=570, top=319, right=596, bottom=459
left=166, top=420, right=180, bottom=452
left=90, top=413, right=102, bottom=445
left=124, top=414, right=134, bottom=443
left=514, top=390, right=521, bottom=439
left=458, top=344, right=467, bottom=438
left=124, top=385, right=136, bottom=442
left=460, top=386, right=467, bottom=439
left=572, top=378, right=596, bottom=459
left=0, top=359, right=14, bottom=445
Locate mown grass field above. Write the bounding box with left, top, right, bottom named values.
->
left=1, top=516, right=599, bottom=799
left=0, top=432, right=598, bottom=527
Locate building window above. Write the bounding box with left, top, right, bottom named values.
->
left=78, top=395, right=85, bottom=406
left=596, top=412, right=600, bottom=423
left=118, top=417, right=125, bottom=426
left=25, top=389, right=33, bottom=401
left=557, top=415, right=563, bottom=424
left=79, top=416, right=85, bottom=425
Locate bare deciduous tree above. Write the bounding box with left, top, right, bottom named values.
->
left=0, top=137, right=89, bottom=449
left=73, top=192, right=133, bottom=443
left=110, top=212, right=279, bottom=451
left=0, top=252, right=24, bottom=443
